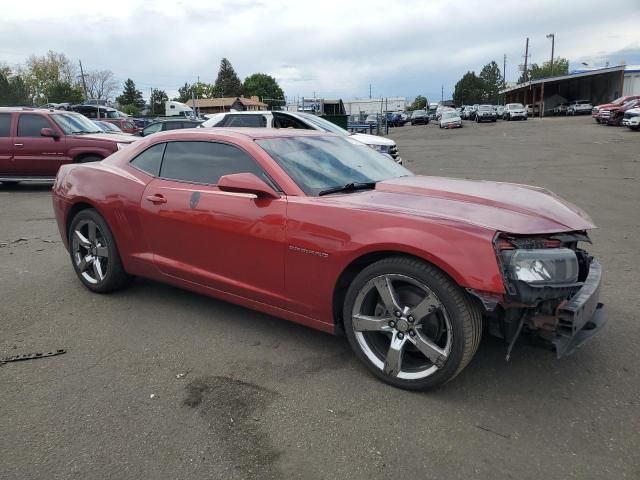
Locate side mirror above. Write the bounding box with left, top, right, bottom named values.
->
left=40, top=127, right=59, bottom=138
left=218, top=173, right=279, bottom=199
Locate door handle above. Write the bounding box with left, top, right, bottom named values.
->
left=145, top=194, right=167, bottom=204
left=14, top=143, right=24, bottom=147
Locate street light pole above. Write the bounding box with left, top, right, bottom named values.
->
left=546, top=33, right=555, bottom=76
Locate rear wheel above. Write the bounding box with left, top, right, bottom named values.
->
left=343, top=256, right=482, bottom=390
left=68, top=209, right=133, bottom=293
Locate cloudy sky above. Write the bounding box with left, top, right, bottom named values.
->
left=1, top=0, right=639, bottom=102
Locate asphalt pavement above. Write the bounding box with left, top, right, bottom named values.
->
left=1, top=116, right=638, bottom=479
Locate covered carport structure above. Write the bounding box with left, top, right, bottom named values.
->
left=500, top=66, right=626, bottom=117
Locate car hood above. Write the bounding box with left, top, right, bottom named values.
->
left=352, top=132, right=395, bottom=146
left=595, top=103, right=619, bottom=110
left=69, top=132, right=137, bottom=143
left=320, top=175, right=595, bottom=234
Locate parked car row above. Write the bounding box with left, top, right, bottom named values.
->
left=591, top=96, right=640, bottom=129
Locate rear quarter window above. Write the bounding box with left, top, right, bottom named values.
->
left=130, top=143, right=166, bottom=177
left=0, top=113, right=11, bottom=136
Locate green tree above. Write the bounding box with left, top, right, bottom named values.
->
left=242, top=73, right=284, bottom=109
left=149, top=88, right=168, bottom=115
left=452, top=71, right=485, bottom=106
left=119, top=104, right=140, bottom=116
left=176, top=81, right=212, bottom=103
left=24, top=50, right=77, bottom=104
left=212, top=58, right=242, bottom=97
left=408, top=95, right=427, bottom=111
left=116, top=78, right=145, bottom=108
left=46, top=80, right=84, bottom=104
left=479, top=61, right=503, bottom=104
left=0, top=70, right=30, bottom=106
left=518, top=57, right=569, bottom=83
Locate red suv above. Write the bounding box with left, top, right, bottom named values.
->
left=0, top=108, right=137, bottom=184
left=101, top=118, right=141, bottom=135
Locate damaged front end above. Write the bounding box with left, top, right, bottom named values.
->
left=471, top=232, right=607, bottom=359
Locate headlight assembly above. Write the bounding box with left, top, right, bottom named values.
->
left=504, top=248, right=579, bottom=285
left=368, top=144, right=389, bottom=153
left=116, top=142, right=130, bottom=150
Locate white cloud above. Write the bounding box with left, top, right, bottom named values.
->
left=1, top=0, right=639, bottom=101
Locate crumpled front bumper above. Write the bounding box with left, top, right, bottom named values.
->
left=552, top=260, right=607, bottom=358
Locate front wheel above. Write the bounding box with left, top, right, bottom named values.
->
left=343, top=257, right=483, bottom=390
left=68, top=209, right=133, bottom=293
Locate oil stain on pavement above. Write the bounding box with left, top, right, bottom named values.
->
left=183, top=375, right=282, bottom=479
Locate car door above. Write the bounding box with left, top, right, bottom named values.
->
left=0, top=113, right=14, bottom=175
left=13, top=113, right=68, bottom=176
left=139, top=140, right=288, bottom=307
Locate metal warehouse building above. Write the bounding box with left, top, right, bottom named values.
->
left=500, top=65, right=640, bottom=117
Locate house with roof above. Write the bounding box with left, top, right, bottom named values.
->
left=186, top=95, right=267, bottom=115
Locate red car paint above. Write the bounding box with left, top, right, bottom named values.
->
left=52, top=128, right=596, bottom=334
left=592, top=95, right=640, bottom=122
left=605, top=99, right=640, bottom=126
left=0, top=108, right=136, bottom=179
left=101, top=118, right=141, bottom=135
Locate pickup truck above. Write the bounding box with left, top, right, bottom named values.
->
left=605, top=99, right=640, bottom=126
left=0, top=107, right=136, bottom=184
left=592, top=96, right=640, bottom=123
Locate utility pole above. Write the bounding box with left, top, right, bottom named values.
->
left=546, top=33, right=555, bottom=75
left=523, top=37, right=530, bottom=82
left=150, top=87, right=153, bottom=115
left=441, top=84, right=444, bottom=102
left=78, top=60, right=88, bottom=103
left=369, top=84, right=372, bottom=99
left=503, top=54, right=507, bottom=84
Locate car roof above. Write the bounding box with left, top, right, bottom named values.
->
left=150, top=127, right=335, bottom=141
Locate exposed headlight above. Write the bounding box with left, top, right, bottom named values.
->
left=505, top=248, right=579, bottom=285
left=116, top=142, right=131, bottom=150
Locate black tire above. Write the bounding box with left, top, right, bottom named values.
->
left=343, top=256, right=483, bottom=390
left=68, top=209, right=133, bottom=293
left=76, top=155, right=103, bottom=164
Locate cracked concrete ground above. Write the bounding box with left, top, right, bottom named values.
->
left=1, top=116, right=638, bottom=479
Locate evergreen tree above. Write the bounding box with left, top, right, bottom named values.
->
left=149, top=89, right=168, bottom=115
left=479, top=61, right=503, bottom=104
left=408, top=95, right=427, bottom=110
left=452, top=71, right=485, bottom=106
left=242, top=73, right=284, bottom=109
left=212, top=58, right=242, bottom=97
left=116, top=78, right=145, bottom=108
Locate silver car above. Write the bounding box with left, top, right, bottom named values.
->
left=504, top=103, right=528, bottom=121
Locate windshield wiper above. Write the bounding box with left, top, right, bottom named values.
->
left=318, top=181, right=376, bottom=196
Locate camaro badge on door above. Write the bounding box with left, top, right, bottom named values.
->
left=288, top=245, right=329, bottom=258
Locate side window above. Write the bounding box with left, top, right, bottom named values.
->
left=130, top=143, right=165, bottom=176
left=0, top=113, right=11, bottom=137
left=143, top=122, right=163, bottom=136
left=273, top=113, right=308, bottom=129
left=163, top=122, right=183, bottom=131
left=160, top=141, right=265, bottom=185
left=222, top=115, right=267, bottom=127
left=17, top=114, right=53, bottom=137
left=124, top=121, right=135, bottom=130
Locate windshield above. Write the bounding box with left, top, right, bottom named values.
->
left=52, top=112, right=102, bottom=134
left=413, top=110, right=425, bottom=116
left=256, top=135, right=410, bottom=196
left=478, top=105, right=492, bottom=111
left=442, top=112, right=458, bottom=119
left=295, top=112, right=350, bottom=136
left=507, top=103, right=524, bottom=109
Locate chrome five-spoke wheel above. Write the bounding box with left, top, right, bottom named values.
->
left=344, top=257, right=482, bottom=390
left=72, top=219, right=109, bottom=284
left=68, top=209, right=132, bottom=293
left=352, top=274, right=452, bottom=380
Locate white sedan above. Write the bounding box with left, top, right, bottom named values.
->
left=439, top=111, right=462, bottom=129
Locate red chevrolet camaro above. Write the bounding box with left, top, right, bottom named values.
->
left=52, top=128, right=607, bottom=390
